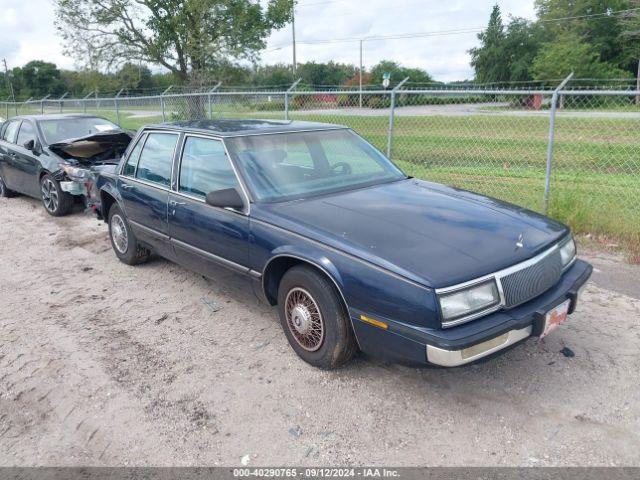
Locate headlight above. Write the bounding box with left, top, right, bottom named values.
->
left=438, top=280, right=500, bottom=323
left=559, top=236, right=576, bottom=268
left=61, top=165, right=90, bottom=181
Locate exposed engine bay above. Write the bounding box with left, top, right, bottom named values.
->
left=49, top=131, right=133, bottom=166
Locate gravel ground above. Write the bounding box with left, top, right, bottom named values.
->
left=1, top=195, right=639, bottom=467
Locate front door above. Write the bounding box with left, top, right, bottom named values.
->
left=118, top=131, right=179, bottom=258
left=13, top=120, right=41, bottom=197
left=168, top=134, right=250, bottom=276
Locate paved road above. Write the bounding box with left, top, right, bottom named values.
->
left=1, top=196, right=639, bottom=466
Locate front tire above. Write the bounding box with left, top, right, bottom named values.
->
left=277, top=265, right=358, bottom=369
left=108, top=204, right=150, bottom=265
left=40, top=174, right=73, bottom=216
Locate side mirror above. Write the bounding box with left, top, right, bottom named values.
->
left=205, top=188, right=245, bottom=211
left=23, top=139, right=35, bottom=151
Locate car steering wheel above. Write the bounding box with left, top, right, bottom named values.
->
left=331, top=162, right=352, bottom=175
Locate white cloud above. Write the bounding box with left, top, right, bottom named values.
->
left=0, top=0, right=75, bottom=71
left=0, top=0, right=536, bottom=82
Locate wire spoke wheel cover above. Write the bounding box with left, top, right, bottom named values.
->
left=41, top=178, right=59, bottom=212
left=110, top=214, right=129, bottom=254
left=285, top=287, right=325, bottom=352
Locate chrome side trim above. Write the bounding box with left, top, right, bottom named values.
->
left=171, top=237, right=252, bottom=275
left=426, top=326, right=532, bottom=367
left=129, top=219, right=170, bottom=241
left=118, top=176, right=171, bottom=192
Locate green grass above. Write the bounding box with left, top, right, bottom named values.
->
left=75, top=107, right=640, bottom=259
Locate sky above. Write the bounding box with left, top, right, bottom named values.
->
left=0, top=0, right=536, bottom=83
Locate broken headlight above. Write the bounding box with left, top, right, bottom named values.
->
left=61, top=164, right=90, bottom=182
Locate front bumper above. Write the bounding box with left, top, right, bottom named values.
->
left=351, top=259, right=593, bottom=367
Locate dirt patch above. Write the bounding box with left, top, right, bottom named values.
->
left=1, top=195, right=639, bottom=466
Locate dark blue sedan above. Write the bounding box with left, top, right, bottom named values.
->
left=96, top=119, right=592, bottom=369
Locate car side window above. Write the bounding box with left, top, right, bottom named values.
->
left=135, top=133, right=178, bottom=187
left=16, top=121, right=36, bottom=146
left=2, top=120, right=21, bottom=144
left=179, top=136, right=239, bottom=198
left=136, top=133, right=178, bottom=187
left=122, top=134, right=146, bottom=177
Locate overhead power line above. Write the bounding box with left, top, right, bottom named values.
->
left=263, top=6, right=640, bottom=52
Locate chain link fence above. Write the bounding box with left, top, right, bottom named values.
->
left=2, top=83, right=639, bottom=252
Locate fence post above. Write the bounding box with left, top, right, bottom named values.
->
left=22, top=97, right=33, bottom=116
left=5, top=99, right=8, bottom=119
left=544, top=72, right=573, bottom=214
left=82, top=91, right=94, bottom=114
left=160, top=85, right=173, bottom=122
left=58, top=92, right=68, bottom=113
left=208, top=82, right=222, bottom=119
left=285, top=78, right=301, bottom=121
left=40, top=94, right=50, bottom=114
left=386, top=76, right=409, bottom=159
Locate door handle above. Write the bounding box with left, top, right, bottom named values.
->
left=169, top=200, right=186, bottom=206
left=121, top=184, right=134, bottom=190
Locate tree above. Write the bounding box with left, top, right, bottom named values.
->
left=502, top=18, right=545, bottom=82
left=14, top=61, right=65, bottom=98
left=469, top=5, right=509, bottom=83
left=55, top=0, right=293, bottom=85
left=535, top=0, right=632, bottom=72
left=116, top=63, right=154, bottom=92
left=531, top=32, right=631, bottom=83
left=369, top=60, right=433, bottom=87
left=297, top=61, right=356, bottom=87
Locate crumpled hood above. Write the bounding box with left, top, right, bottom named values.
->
left=48, top=130, right=133, bottom=165
left=256, top=179, right=569, bottom=288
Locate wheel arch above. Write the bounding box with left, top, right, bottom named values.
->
left=100, top=189, right=118, bottom=220
left=262, top=254, right=348, bottom=311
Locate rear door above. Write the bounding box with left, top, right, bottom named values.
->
left=0, top=120, right=22, bottom=191
left=168, top=134, right=251, bottom=276
left=118, top=131, right=179, bottom=258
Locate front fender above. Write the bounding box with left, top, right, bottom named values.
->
left=250, top=219, right=440, bottom=331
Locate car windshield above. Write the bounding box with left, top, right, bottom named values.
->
left=38, top=117, right=119, bottom=144
left=225, top=129, right=406, bottom=202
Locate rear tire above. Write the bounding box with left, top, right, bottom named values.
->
left=108, top=204, right=150, bottom=265
left=0, top=173, right=17, bottom=198
left=277, top=265, right=358, bottom=369
left=40, top=174, right=73, bottom=216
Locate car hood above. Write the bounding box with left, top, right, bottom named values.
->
left=48, top=130, right=133, bottom=166
left=255, top=178, right=569, bottom=288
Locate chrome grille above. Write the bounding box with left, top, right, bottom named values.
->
left=499, top=249, right=563, bottom=308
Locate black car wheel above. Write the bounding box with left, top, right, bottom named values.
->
left=40, top=174, right=73, bottom=216
left=0, top=174, right=16, bottom=198
left=108, top=204, right=150, bottom=265
left=277, top=265, right=358, bottom=369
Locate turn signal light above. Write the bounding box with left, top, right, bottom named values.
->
left=359, top=315, right=388, bottom=330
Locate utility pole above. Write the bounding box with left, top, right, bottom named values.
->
left=291, top=1, right=297, bottom=77
left=2, top=58, right=16, bottom=104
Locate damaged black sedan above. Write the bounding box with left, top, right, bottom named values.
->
left=0, top=114, right=132, bottom=216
